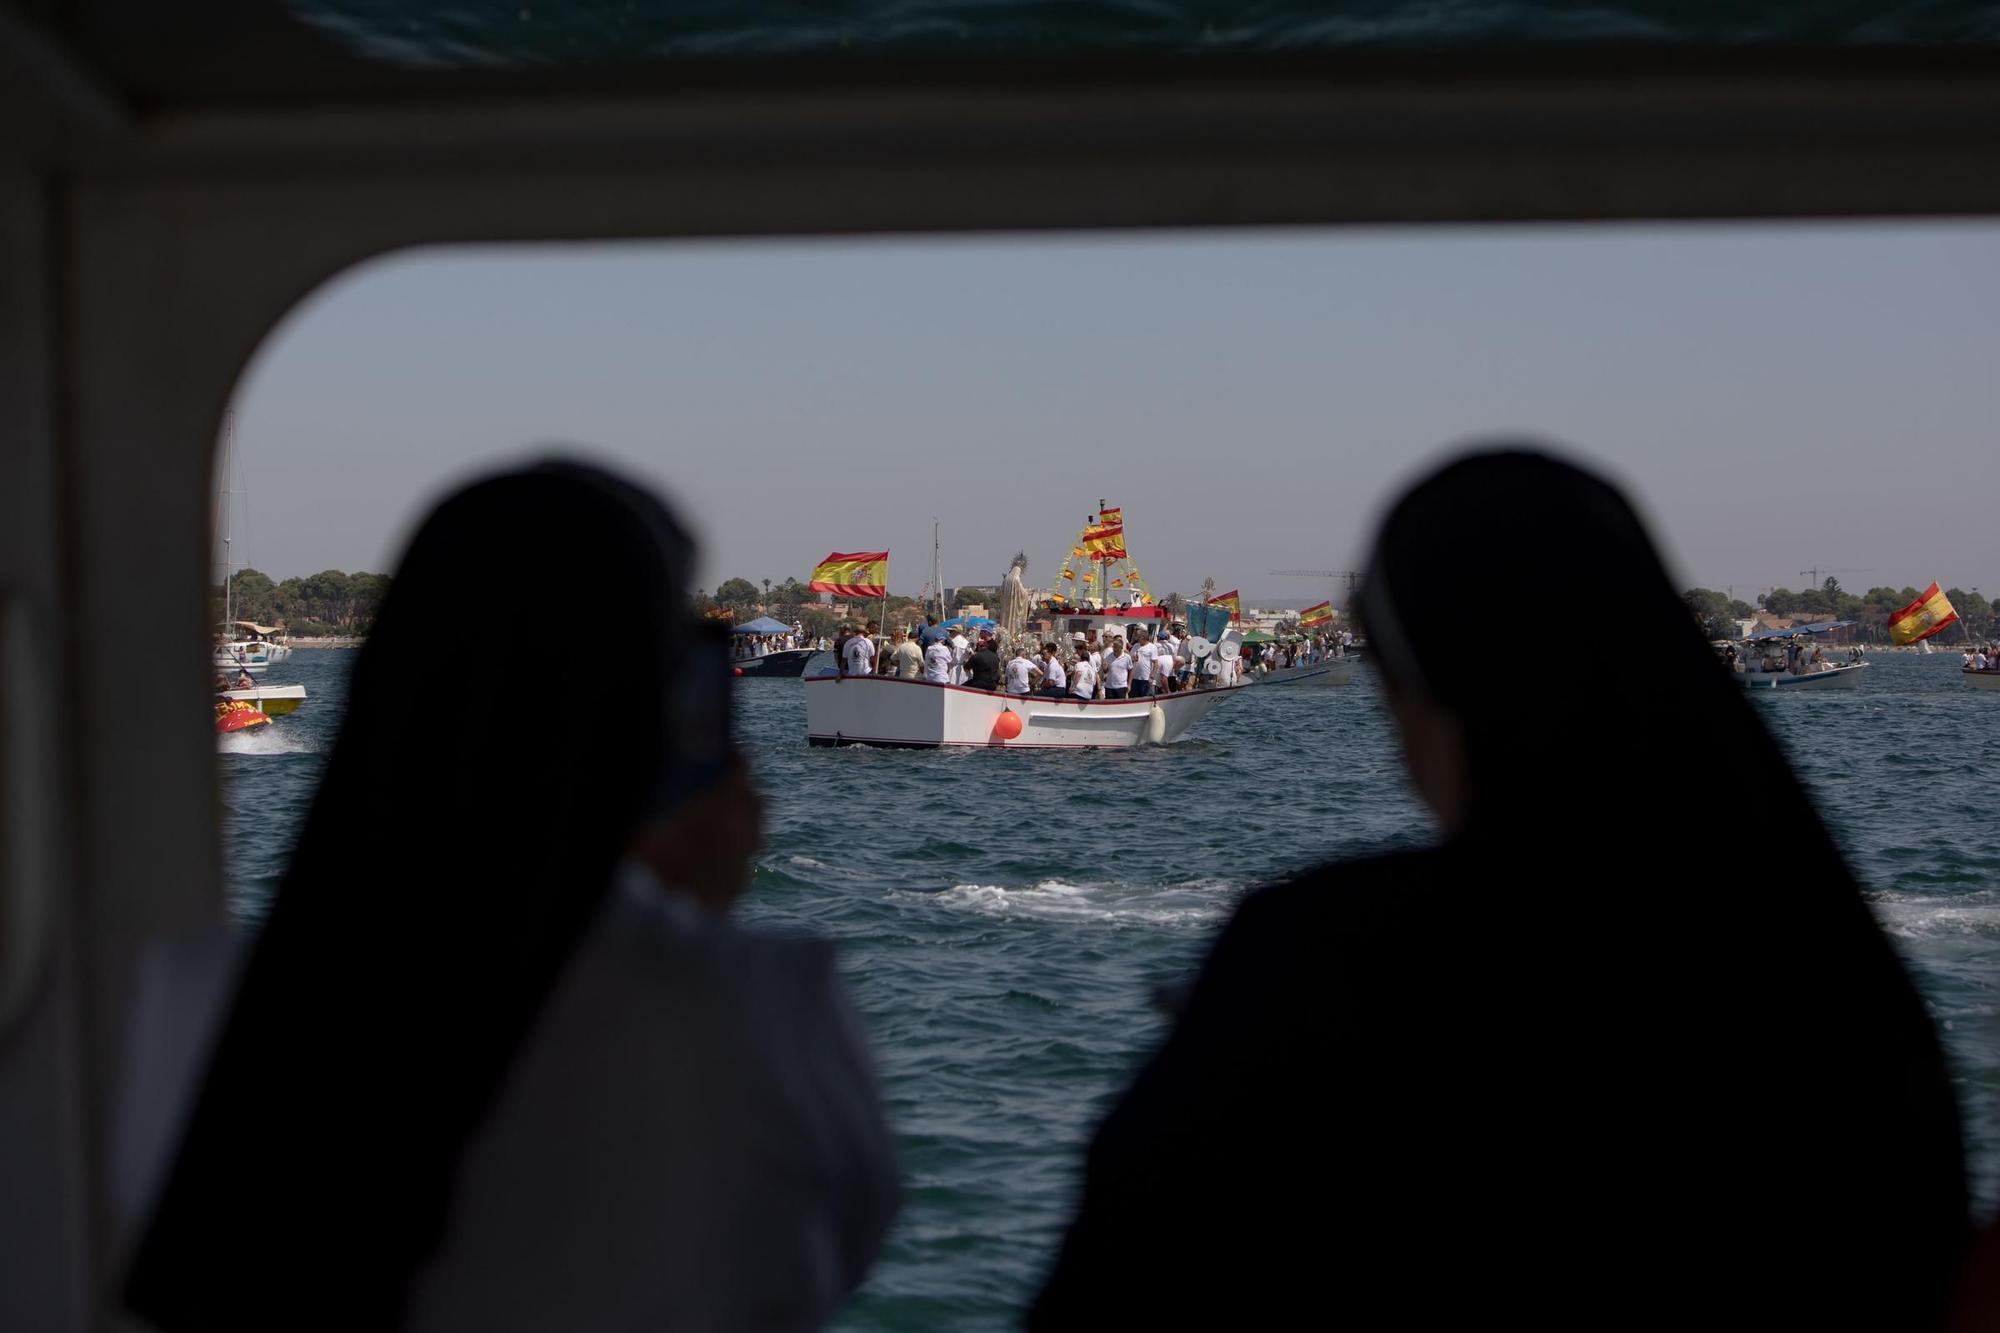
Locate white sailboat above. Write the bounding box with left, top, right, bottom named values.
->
left=211, top=413, right=306, bottom=715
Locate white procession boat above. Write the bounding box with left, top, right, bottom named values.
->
left=807, top=503, right=1248, bottom=748
left=1738, top=662, right=1869, bottom=690
left=806, top=674, right=1243, bottom=749
left=1256, top=658, right=1355, bottom=687
left=1729, top=620, right=1868, bottom=690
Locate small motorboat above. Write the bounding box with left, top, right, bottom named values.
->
left=215, top=698, right=272, bottom=734
left=217, top=682, right=307, bottom=714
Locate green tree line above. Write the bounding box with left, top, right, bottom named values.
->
left=213, top=568, right=391, bottom=637
left=1684, top=579, right=2000, bottom=644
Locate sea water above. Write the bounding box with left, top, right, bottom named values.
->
left=220, top=650, right=2000, bottom=1329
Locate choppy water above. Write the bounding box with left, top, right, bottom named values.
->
left=221, top=649, right=2000, bottom=1328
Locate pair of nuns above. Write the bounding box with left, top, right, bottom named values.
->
left=120, top=450, right=1972, bottom=1331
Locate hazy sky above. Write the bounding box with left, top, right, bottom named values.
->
left=226, top=221, right=2000, bottom=606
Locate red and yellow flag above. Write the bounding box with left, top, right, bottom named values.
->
left=1888, top=583, right=1958, bottom=645
left=1070, top=545, right=1088, bottom=560
left=809, top=551, right=889, bottom=598
left=1098, top=506, right=1123, bottom=526
left=1059, top=568, right=1075, bottom=582
left=1210, top=589, right=1241, bottom=620
left=1081, top=522, right=1127, bottom=561
left=1299, top=600, right=1334, bottom=629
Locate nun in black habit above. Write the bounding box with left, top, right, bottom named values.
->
left=1030, top=448, right=1967, bottom=1328
left=124, top=462, right=896, bottom=1331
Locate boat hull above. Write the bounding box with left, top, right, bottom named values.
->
left=1736, top=663, right=1869, bottom=690
left=733, top=648, right=822, bottom=679
left=1965, top=670, right=2000, bottom=691
left=213, top=655, right=270, bottom=675
left=1257, top=660, right=1355, bottom=687
left=805, top=675, right=1244, bottom=749
left=220, top=683, right=307, bottom=715
left=215, top=702, right=272, bottom=734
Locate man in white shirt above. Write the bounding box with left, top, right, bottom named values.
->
left=1070, top=650, right=1099, bottom=701
left=1130, top=631, right=1156, bottom=698
left=1038, top=644, right=1068, bottom=698
left=924, top=637, right=954, bottom=684
left=1004, top=649, right=1035, bottom=696
left=1976, top=650, right=1992, bottom=673
left=1104, top=638, right=1132, bottom=699
left=949, top=628, right=971, bottom=686
left=890, top=629, right=924, bottom=680
left=841, top=626, right=875, bottom=677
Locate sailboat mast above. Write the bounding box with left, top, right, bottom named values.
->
left=933, top=517, right=942, bottom=621
left=221, top=408, right=234, bottom=631
left=1097, top=498, right=1107, bottom=612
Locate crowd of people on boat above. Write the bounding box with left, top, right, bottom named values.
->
left=829, top=616, right=1355, bottom=698
left=1964, top=644, right=2000, bottom=673
left=729, top=624, right=808, bottom=659
left=1720, top=639, right=1864, bottom=675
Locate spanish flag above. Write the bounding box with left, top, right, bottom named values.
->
left=1888, top=583, right=1958, bottom=645
left=809, top=551, right=888, bottom=598
left=1071, top=545, right=1088, bottom=560
left=1299, top=600, right=1334, bottom=629
left=1098, top=507, right=1123, bottom=526
left=1059, top=568, right=1075, bottom=582
left=1210, top=589, right=1241, bottom=620
left=1081, top=523, right=1127, bottom=561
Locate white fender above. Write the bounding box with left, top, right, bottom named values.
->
left=1142, top=703, right=1167, bottom=746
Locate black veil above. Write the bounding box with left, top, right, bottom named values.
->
left=127, top=461, right=694, bottom=1329
left=1034, top=445, right=1967, bottom=1327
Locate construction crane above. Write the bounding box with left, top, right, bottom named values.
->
left=1797, top=567, right=1867, bottom=590
left=1271, top=569, right=1361, bottom=596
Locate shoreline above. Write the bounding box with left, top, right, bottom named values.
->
left=286, top=636, right=364, bottom=649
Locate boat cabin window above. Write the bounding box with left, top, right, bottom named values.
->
left=211, top=223, right=2000, bottom=1318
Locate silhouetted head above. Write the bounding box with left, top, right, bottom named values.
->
left=1359, top=446, right=1756, bottom=837
left=129, top=459, right=712, bottom=1329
